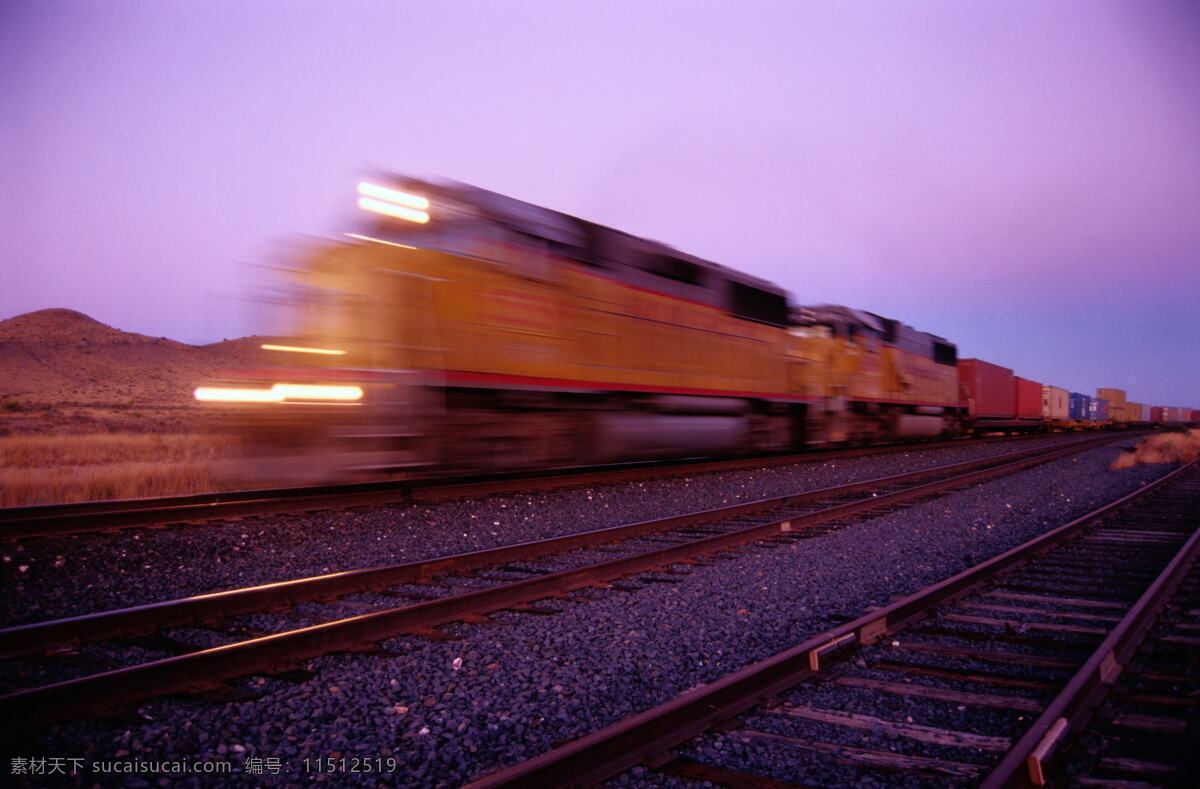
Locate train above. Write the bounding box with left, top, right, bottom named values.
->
left=195, top=174, right=1198, bottom=479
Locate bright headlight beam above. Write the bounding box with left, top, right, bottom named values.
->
left=356, top=182, right=430, bottom=210
left=271, top=384, right=364, bottom=401
left=261, top=344, right=347, bottom=356
left=194, top=387, right=283, bottom=403
left=357, top=197, right=430, bottom=224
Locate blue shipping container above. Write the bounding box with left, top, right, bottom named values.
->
left=1090, top=397, right=1109, bottom=422
left=1068, top=392, right=1092, bottom=420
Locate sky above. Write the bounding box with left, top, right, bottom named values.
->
left=2, top=1, right=1198, bottom=407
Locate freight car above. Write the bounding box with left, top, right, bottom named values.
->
left=955, top=361, right=1046, bottom=432
left=1068, top=393, right=1096, bottom=427
left=1042, top=385, right=1069, bottom=425
left=1150, top=406, right=1194, bottom=426
left=957, top=359, right=1015, bottom=425
left=1014, top=377, right=1042, bottom=426
left=195, top=174, right=1186, bottom=478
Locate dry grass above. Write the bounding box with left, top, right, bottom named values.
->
left=0, top=432, right=236, bottom=469
left=1111, top=429, right=1200, bottom=470
left=0, top=431, right=248, bottom=506
left=0, top=461, right=245, bottom=507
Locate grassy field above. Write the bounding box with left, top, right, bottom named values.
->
left=0, top=430, right=246, bottom=506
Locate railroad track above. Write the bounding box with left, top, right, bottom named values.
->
left=1058, top=547, right=1200, bottom=785
left=463, top=457, right=1200, bottom=788
left=0, top=433, right=1100, bottom=541
left=0, top=435, right=1115, bottom=735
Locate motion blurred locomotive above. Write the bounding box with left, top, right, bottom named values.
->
left=195, top=174, right=1185, bottom=478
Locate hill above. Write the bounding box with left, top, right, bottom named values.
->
left=0, top=309, right=274, bottom=416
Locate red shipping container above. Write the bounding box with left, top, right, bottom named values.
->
left=1151, top=407, right=1167, bottom=423
left=1191, top=410, right=1200, bottom=424
left=958, top=359, right=1016, bottom=419
left=1013, top=376, right=1042, bottom=420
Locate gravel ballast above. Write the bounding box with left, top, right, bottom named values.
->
left=3, top=435, right=1117, bottom=626
left=6, top=437, right=1180, bottom=788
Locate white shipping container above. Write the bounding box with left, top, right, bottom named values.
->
left=1042, top=385, right=1069, bottom=420
left=1141, top=403, right=1152, bottom=421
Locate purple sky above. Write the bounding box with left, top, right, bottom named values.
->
left=3, top=1, right=1198, bottom=407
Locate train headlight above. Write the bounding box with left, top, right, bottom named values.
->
left=194, top=384, right=364, bottom=403
left=270, top=384, right=364, bottom=401
left=260, top=344, right=347, bottom=356
left=194, top=387, right=283, bottom=403
left=357, top=181, right=430, bottom=224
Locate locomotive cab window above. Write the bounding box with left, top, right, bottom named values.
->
left=728, top=282, right=788, bottom=326
left=646, top=254, right=706, bottom=287
left=933, top=341, right=957, bottom=366
left=876, top=317, right=898, bottom=344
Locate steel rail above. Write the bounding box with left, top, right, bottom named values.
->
left=981, top=479, right=1200, bottom=788
left=461, top=459, right=1199, bottom=788
left=0, top=437, right=1107, bottom=660
left=0, top=433, right=1093, bottom=540
left=0, top=437, right=1114, bottom=730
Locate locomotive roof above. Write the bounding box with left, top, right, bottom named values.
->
left=793, top=304, right=953, bottom=346
left=388, top=174, right=788, bottom=297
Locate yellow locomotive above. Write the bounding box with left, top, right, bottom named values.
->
left=197, top=175, right=965, bottom=477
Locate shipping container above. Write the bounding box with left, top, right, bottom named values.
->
left=1097, top=388, right=1127, bottom=406
left=1091, top=397, right=1110, bottom=423
left=1150, top=406, right=1167, bottom=423
left=1141, top=403, right=1152, bottom=422
left=1042, top=385, right=1069, bottom=421
left=1191, top=410, right=1200, bottom=424
left=1069, top=392, right=1093, bottom=421
left=1124, top=401, right=1141, bottom=423
left=958, top=359, right=1016, bottom=419
left=1014, top=377, right=1042, bottom=420
left=1168, top=406, right=1189, bottom=422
